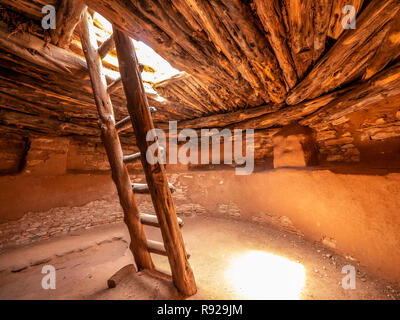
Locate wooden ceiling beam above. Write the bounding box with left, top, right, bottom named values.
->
left=209, top=0, right=287, bottom=103
left=0, top=21, right=87, bottom=74
left=0, top=108, right=99, bottom=136
left=287, top=0, right=400, bottom=105
left=300, top=62, right=400, bottom=128
left=50, top=0, right=87, bottom=48
left=327, top=0, right=364, bottom=40
left=253, top=0, right=298, bottom=89
left=173, top=61, right=400, bottom=131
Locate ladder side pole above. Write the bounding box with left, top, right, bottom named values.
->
left=113, top=27, right=197, bottom=296
left=79, top=10, right=154, bottom=271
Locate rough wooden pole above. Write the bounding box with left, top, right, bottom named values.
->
left=113, top=26, right=197, bottom=296
left=79, top=10, right=154, bottom=271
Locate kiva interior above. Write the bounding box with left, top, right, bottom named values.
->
left=0, top=0, right=399, bottom=300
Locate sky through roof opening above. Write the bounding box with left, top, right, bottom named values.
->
left=93, top=12, right=182, bottom=87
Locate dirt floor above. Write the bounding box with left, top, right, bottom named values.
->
left=0, top=216, right=398, bottom=300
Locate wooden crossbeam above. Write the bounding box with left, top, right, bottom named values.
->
left=286, top=0, right=400, bottom=105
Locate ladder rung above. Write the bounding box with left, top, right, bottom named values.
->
left=140, top=213, right=184, bottom=228
left=132, top=183, right=175, bottom=194
left=107, top=76, right=122, bottom=94
left=98, top=34, right=114, bottom=59
left=115, top=107, right=157, bottom=132
left=115, top=115, right=130, bottom=132
left=123, top=152, right=141, bottom=163
left=147, top=240, right=190, bottom=258
left=147, top=240, right=167, bottom=256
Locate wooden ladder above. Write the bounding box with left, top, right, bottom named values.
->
left=79, top=10, right=196, bottom=296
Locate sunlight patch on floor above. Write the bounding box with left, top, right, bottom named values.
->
left=225, top=250, right=306, bottom=300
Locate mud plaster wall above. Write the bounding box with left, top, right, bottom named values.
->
left=0, top=134, right=143, bottom=222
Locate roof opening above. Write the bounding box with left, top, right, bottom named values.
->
left=93, top=12, right=182, bottom=89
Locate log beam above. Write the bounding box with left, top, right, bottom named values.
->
left=175, top=103, right=281, bottom=129
left=0, top=108, right=99, bottom=136
left=159, top=90, right=344, bottom=131
left=253, top=0, right=298, bottom=89
left=107, top=264, right=136, bottom=288
left=0, top=22, right=86, bottom=74
left=283, top=0, right=314, bottom=80
left=51, top=0, right=87, bottom=48
left=327, top=0, right=364, bottom=39
left=300, top=62, right=400, bottom=128
left=287, top=0, right=400, bottom=105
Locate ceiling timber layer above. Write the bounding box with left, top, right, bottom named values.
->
left=0, top=0, right=400, bottom=156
